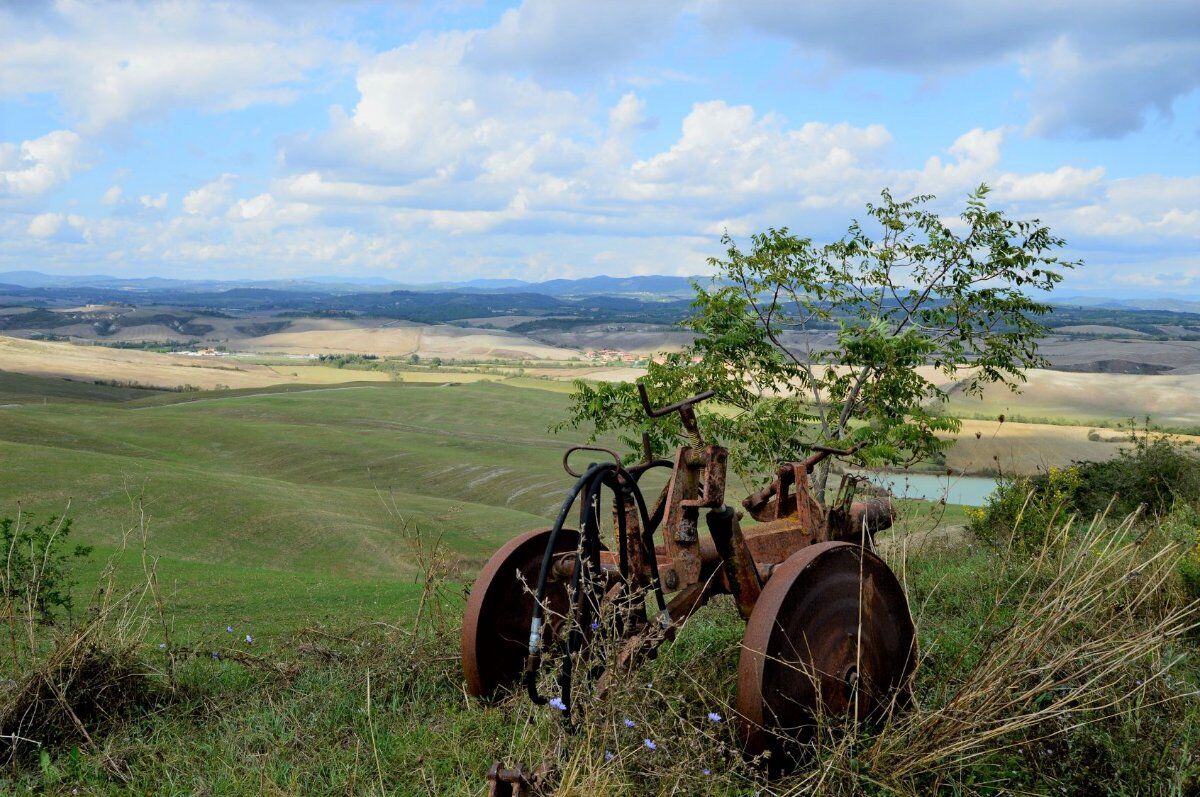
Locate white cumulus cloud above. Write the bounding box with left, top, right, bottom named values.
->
left=0, top=130, right=84, bottom=202
left=183, top=174, right=237, bottom=216
left=0, top=0, right=358, bottom=133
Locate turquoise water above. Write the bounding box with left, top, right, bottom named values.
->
left=844, top=470, right=999, bottom=507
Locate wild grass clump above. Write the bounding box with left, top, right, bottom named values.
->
left=846, top=512, right=1200, bottom=795
left=0, top=613, right=155, bottom=765
left=0, top=506, right=169, bottom=782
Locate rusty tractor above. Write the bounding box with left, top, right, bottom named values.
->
left=462, top=384, right=916, bottom=775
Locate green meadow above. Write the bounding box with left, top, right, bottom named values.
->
left=0, top=371, right=1194, bottom=795
left=0, top=376, right=601, bottom=652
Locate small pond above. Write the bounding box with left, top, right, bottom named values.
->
left=843, top=470, right=999, bottom=507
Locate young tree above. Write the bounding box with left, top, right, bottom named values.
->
left=557, top=186, right=1076, bottom=497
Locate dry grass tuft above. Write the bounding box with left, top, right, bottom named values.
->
left=794, top=510, right=1200, bottom=795
left=0, top=619, right=154, bottom=763
left=0, top=497, right=170, bottom=774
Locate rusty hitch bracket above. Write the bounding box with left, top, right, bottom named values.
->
left=487, top=761, right=542, bottom=797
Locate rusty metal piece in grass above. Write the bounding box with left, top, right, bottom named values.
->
left=486, top=761, right=540, bottom=797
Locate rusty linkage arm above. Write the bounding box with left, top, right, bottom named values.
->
left=637, top=382, right=714, bottom=449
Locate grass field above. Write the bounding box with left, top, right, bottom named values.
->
left=0, top=336, right=397, bottom=391
left=0, top=380, right=588, bottom=578
left=0, top=370, right=1195, bottom=794
left=0, top=370, right=969, bottom=640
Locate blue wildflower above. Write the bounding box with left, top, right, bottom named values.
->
left=604, top=751, right=614, bottom=762
left=245, top=634, right=253, bottom=644
left=211, top=651, right=220, bottom=660
left=708, top=711, right=722, bottom=722
left=703, top=768, right=711, bottom=776
left=158, top=643, right=167, bottom=650
left=643, top=739, right=656, bottom=751
left=549, top=697, right=567, bottom=711
left=623, top=718, right=635, bottom=728
left=226, top=626, right=233, bottom=633
left=590, top=621, right=600, bottom=631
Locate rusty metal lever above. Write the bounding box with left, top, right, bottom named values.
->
left=636, top=382, right=715, bottom=418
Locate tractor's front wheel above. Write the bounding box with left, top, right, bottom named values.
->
left=462, top=528, right=579, bottom=701
left=737, top=541, right=917, bottom=769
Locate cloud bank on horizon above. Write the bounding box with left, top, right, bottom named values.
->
left=1, top=0, right=1197, bottom=294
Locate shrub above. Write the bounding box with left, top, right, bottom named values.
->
left=0, top=515, right=93, bottom=626
left=1070, top=429, right=1200, bottom=519
left=968, top=466, right=1082, bottom=551
left=1165, top=504, right=1200, bottom=600
left=970, top=429, right=1200, bottom=550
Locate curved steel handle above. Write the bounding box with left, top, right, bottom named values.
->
left=562, top=444, right=621, bottom=477
left=636, top=382, right=715, bottom=419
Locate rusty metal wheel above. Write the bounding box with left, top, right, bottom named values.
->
left=737, top=541, right=916, bottom=767
left=462, top=527, right=579, bottom=701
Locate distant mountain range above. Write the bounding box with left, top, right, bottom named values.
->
left=1054, top=296, right=1200, bottom=314
left=3, top=270, right=1198, bottom=314
left=0, top=270, right=704, bottom=298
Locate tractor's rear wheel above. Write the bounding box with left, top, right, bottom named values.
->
left=462, top=528, right=579, bottom=701
left=737, top=541, right=916, bottom=769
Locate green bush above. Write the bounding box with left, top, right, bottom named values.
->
left=1164, top=504, right=1200, bottom=600
left=1069, top=429, right=1200, bottom=519
left=970, top=429, right=1200, bottom=552
left=968, top=466, right=1083, bottom=552
left=0, top=515, right=92, bottom=625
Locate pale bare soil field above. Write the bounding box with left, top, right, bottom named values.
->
left=7, top=312, right=583, bottom=361
left=947, top=368, right=1200, bottom=426
left=944, top=417, right=1199, bottom=474
left=458, top=315, right=577, bottom=329
left=1052, top=324, right=1148, bottom=336
left=230, top=318, right=579, bottom=360
left=1030, top=334, right=1200, bottom=373
left=0, top=336, right=391, bottom=390
left=526, top=365, right=648, bottom=382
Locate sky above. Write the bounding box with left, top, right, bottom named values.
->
left=1, top=0, right=1198, bottom=295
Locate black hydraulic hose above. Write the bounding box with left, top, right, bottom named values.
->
left=524, top=462, right=605, bottom=702
left=559, top=469, right=609, bottom=723
left=525, top=462, right=615, bottom=704
left=524, top=458, right=673, bottom=711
